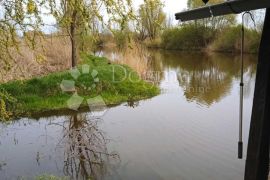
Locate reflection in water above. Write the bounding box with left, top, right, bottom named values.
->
left=0, top=161, right=7, bottom=171
left=0, top=114, right=120, bottom=180
left=59, top=114, right=120, bottom=180
left=147, top=50, right=257, bottom=106
left=101, top=48, right=257, bottom=106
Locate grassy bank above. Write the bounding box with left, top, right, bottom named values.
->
left=35, top=175, right=67, bottom=180
left=0, top=55, right=159, bottom=119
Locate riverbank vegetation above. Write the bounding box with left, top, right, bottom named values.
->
left=97, top=0, right=263, bottom=53
left=35, top=175, right=67, bottom=180
left=0, top=55, right=159, bottom=120
left=144, top=0, right=263, bottom=53
left=160, top=24, right=261, bottom=53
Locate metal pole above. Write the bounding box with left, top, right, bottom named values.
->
left=238, top=13, right=245, bottom=159
left=239, top=11, right=255, bottom=160
left=238, top=12, right=245, bottom=159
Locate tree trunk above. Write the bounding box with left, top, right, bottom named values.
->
left=70, top=10, right=77, bottom=68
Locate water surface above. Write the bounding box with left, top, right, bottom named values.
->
left=0, top=50, right=257, bottom=180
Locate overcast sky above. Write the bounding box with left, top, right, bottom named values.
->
left=42, top=0, right=188, bottom=33
left=133, top=0, right=187, bottom=16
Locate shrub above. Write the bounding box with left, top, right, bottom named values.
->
left=161, top=24, right=215, bottom=50
left=210, top=25, right=261, bottom=53
left=144, top=38, right=162, bottom=48
left=77, top=33, right=105, bottom=53
left=113, top=30, right=130, bottom=49
left=0, top=88, right=17, bottom=121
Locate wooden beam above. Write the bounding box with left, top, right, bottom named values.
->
left=245, top=8, right=270, bottom=180
left=175, top=0, right=270, bottom=21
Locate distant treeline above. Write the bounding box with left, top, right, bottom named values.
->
left=140, top=0, right=263, bottom=54
left=96, top=21, right=262, bottom=54
left=145, top=24, right=261, bottom=54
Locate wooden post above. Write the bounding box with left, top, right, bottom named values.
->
left=245, top=8, right=270, bottom=180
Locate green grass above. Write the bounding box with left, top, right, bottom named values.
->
left=35, top=174, right=68, bottom=180
left=0, top=54, right=159, bottom=117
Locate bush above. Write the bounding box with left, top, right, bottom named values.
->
left=161, top=24, right=215, bottom=50
left=113, top=30, right=130, bottom=49
left=0, top=88, right=17, bottom=121
left=160, top=23, right=261, bottom=53
left=210, top=26, right=241, bottom=52
left=210, top=25, right=261, bottom=53
left=144, top=38, right=162, bottom=48
left=78, top=34, right=103, bottom=53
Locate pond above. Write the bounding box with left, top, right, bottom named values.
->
left=0, top=50, right=257, bottom=180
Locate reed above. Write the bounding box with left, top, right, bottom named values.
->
left=0, top=35, right=71, bottom=83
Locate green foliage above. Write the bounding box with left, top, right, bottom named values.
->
left=161, top=24, right=214, bottom=50
left=35, top=174, right=68, bottom=180
left=160, top=22, right=261, bottom=53
left=50, top=0, right=135, bottom=66
left=0, top=0, right=48, bottom=67
left=113, top=30, right=131, bottom=49
left=78, top=33, right=103, bottom=53
left=144, top=38, right=162, bottom=48
left=0, top=0, right=135, bottom=68
left=0, top=55, right=159, bottom=116
left=211, top=25, right=261, bottom=53
left=137, top=0, right=166, bottom=40
left=210, top=26, right=241, bottom=52
left=0, top=88, right=17, bottom=121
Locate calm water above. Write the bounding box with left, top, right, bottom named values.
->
left=0, top=50, right=257, bottom=180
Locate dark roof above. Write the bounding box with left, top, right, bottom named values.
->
left=175, top=0, right=270, bottom=21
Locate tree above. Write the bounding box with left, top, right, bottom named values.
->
left=137, top=0, right=166, bottom=40
left=0, top=0, right=134, bottom=69
left=51, top=0, right=134, bottom=67
left=0, top=0, right=43, bottom=120
left=0, top=0, right=47, bottom=68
